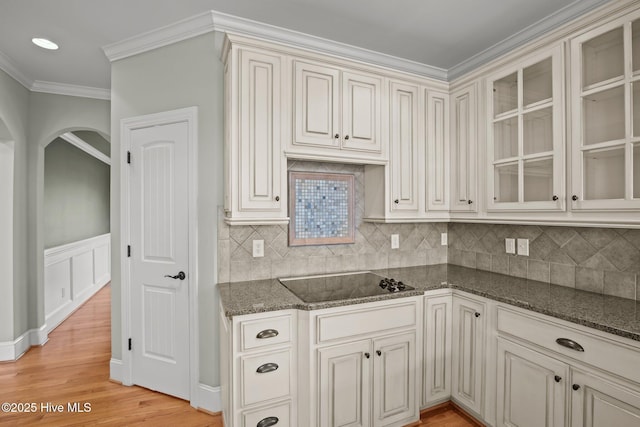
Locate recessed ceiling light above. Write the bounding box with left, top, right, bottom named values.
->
left=32, top=38, right=59, bottom=50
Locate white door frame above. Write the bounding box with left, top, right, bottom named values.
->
left=120, top=107, right=199, bottom=405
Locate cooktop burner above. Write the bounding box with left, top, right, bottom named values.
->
left=279, top=271, right=414, bottom=303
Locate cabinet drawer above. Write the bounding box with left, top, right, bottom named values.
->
left=316, top=301, right=416, bottom=343
left=497, top=306, right=640, bottom=384
left=241, top=349, right=291, bottom=406
left=240, top=314, right=292, bottom=351
left=242, top=400, right=291, bottom=427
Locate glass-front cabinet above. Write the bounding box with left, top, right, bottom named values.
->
left=486, top=45, right=564, bottom=211
left=570, top=12, right=640, bottom=210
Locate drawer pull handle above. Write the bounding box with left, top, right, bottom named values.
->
left=256, top=329, right=279, bottom=339
left=256, top=363, right=279, bottom=374
left=556, top=338, right=584, bottom=352
left=257, top=416, right=279, bottom=427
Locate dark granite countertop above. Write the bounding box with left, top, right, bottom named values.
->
left=217, top=264, right=640, bottom=342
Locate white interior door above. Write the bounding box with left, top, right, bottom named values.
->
left=129, top=120, right=190, bottom=400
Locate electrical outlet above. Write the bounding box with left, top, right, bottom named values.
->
left=252, top=239, right=264, bottom=258
left=517, top=238, right=529, bottom=256
left=505, top=238, right=516, bottom=254
left=391, top=234, right=400, bottom=249
left=441, top=232, right=448, bottom=246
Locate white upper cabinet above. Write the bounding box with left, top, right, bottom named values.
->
left=486, top=45, right=565, bottom=211
left=292, top=60, right=385, bottom=161
left=223, top=39, right=288, bottom=225
left=426, top=90, right=450, bottom=212
left=450, top=84, right=478, bottom=212
left=570, top=11, right=640, bottom=210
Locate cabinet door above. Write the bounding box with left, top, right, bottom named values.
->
left=451, top=296, right=485, bottom=416
left=319, top=340, right=371, bottom=427
left=496, top=338, right=568, bottom=427
left=426, top=90, right=449, bottom=211
left=239, top=49, right=283, bottom=211
left=389, top=80, right=421, bottom=213
left=451, top=84, right=478, bottom=212
left=342, top=71, right=383, bottom=154
left=294, top=60, right=341, bottom=149
left=423, top=295, right=452, bottom=406
left=571, top=370, right=640, bottom=427
left=372, top=332, right=417, bottom=427
left=570, top=12, right=640, bottom=210
left=487, top=45, right=564, bottom=211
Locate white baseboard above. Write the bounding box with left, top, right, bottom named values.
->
left=195, top=383, right=221, bottom=413
left=46, top=279, right=109, bottom=335
left=110, top=358, right=124, bottom=383
left=0, top=324, right=48, bottom=361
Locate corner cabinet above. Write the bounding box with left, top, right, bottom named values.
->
left=570, top=10, right=640, bottom=210
left=486, top=44, right=565, bottom=211
left=290, top=59, right=385, bottom=162
left=223, top=37, right=288, bottom=225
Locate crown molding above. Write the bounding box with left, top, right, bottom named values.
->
left=103, top=11, right=215, bottom=62
left=0, top=50, right=33, bottom=88
left=211, top=11, right=448, bottom=81
left=447, top=0, right=611, bottom=81
left=31, top=81, right=110, bottom=100
left=59, top=132, right=111, bottom=165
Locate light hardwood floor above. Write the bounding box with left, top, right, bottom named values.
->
left=0, top=283, right=479, bottom=427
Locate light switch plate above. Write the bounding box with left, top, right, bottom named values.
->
left=517, top=238, right=529, bottom=256
left=391, top=234, right=400, bottom=249
left=505, top=238, right=516, bottom=254
left=253, top=239, right=264, bottom=258
left=441, top=233, right=448, bottom=246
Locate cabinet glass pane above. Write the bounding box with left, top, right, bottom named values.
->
left=494, top=73, right=518, bottom=116
left=494, top=163, right=519, bottom=203
left=523, top=58, right=552, bottom=106
left=524, top=158, right=553, bottom=202
left=633, top=20, right=640, bottom=73
left=634, top=82, right=640, bottom=137
left=494, top=117, right=518, bottom=160
left=584, top=147, right=625, bottom=200
left=524, top=107, right=553, bottom=155
left=584, top=86, right=625, bottom=145
left=582, top=27, right=624, bottom=88
left=635, top=144, right=640, bottom=199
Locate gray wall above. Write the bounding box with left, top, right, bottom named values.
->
left=219, top=161, right=448, bottom=283
left=44, top=137, right=110, bottom=248
left=110, top=32, right=223, bottom=387
left=448, top=223, right=640, bottom=300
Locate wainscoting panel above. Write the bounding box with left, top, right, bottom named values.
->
left=44, top=233, right=111, bottom=334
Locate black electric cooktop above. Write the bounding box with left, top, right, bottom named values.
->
left=279, top=271, right=414, bottom=303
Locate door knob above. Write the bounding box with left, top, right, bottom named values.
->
left=165, top=271, right=186, bottom=280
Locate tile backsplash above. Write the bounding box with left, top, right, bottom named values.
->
left=217, top=161, right=448, bottom=283
left=448, top=223, right=640, bottom=300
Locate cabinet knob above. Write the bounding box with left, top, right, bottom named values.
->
left=376, top=350, right=382, bottom=356
left=468, top=200, right=473, bottom=205
left=344, top=135, right=350, bottom=140
left=334, top=133, right=340, bottom=139
left=554, top=375, right=562, bottom=383
left=552, top=195, right=558, bottom=201
left=474, top=312, right=481, bottom=318
left=257, top=416, right=279, bottom=427
left=394, top=199, right=399, bottom=204
left=572, top=384, right=580, bottom=391
left=275, top=196, right=280, bottom=202
left=572, top=195, right=578, bottom=201
left=364, top=352, right=370, bottom=359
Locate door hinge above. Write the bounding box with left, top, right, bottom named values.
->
left=127, top=245, right=131, bottom=257
left=128, top=338, right=132, bottom=351
left=127, top=151, right=131, bottom=164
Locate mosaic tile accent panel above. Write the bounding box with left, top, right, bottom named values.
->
left=289, top=171, right=354, bottom=245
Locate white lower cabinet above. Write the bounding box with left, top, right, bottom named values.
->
left=496, top=338, right=568, bottom=427
left=451, top=294, right=486, bottom=417
left=423, top=292, right=452, bottom=406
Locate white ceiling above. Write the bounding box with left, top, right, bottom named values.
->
left=0, top=0, right=611, bottom=91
